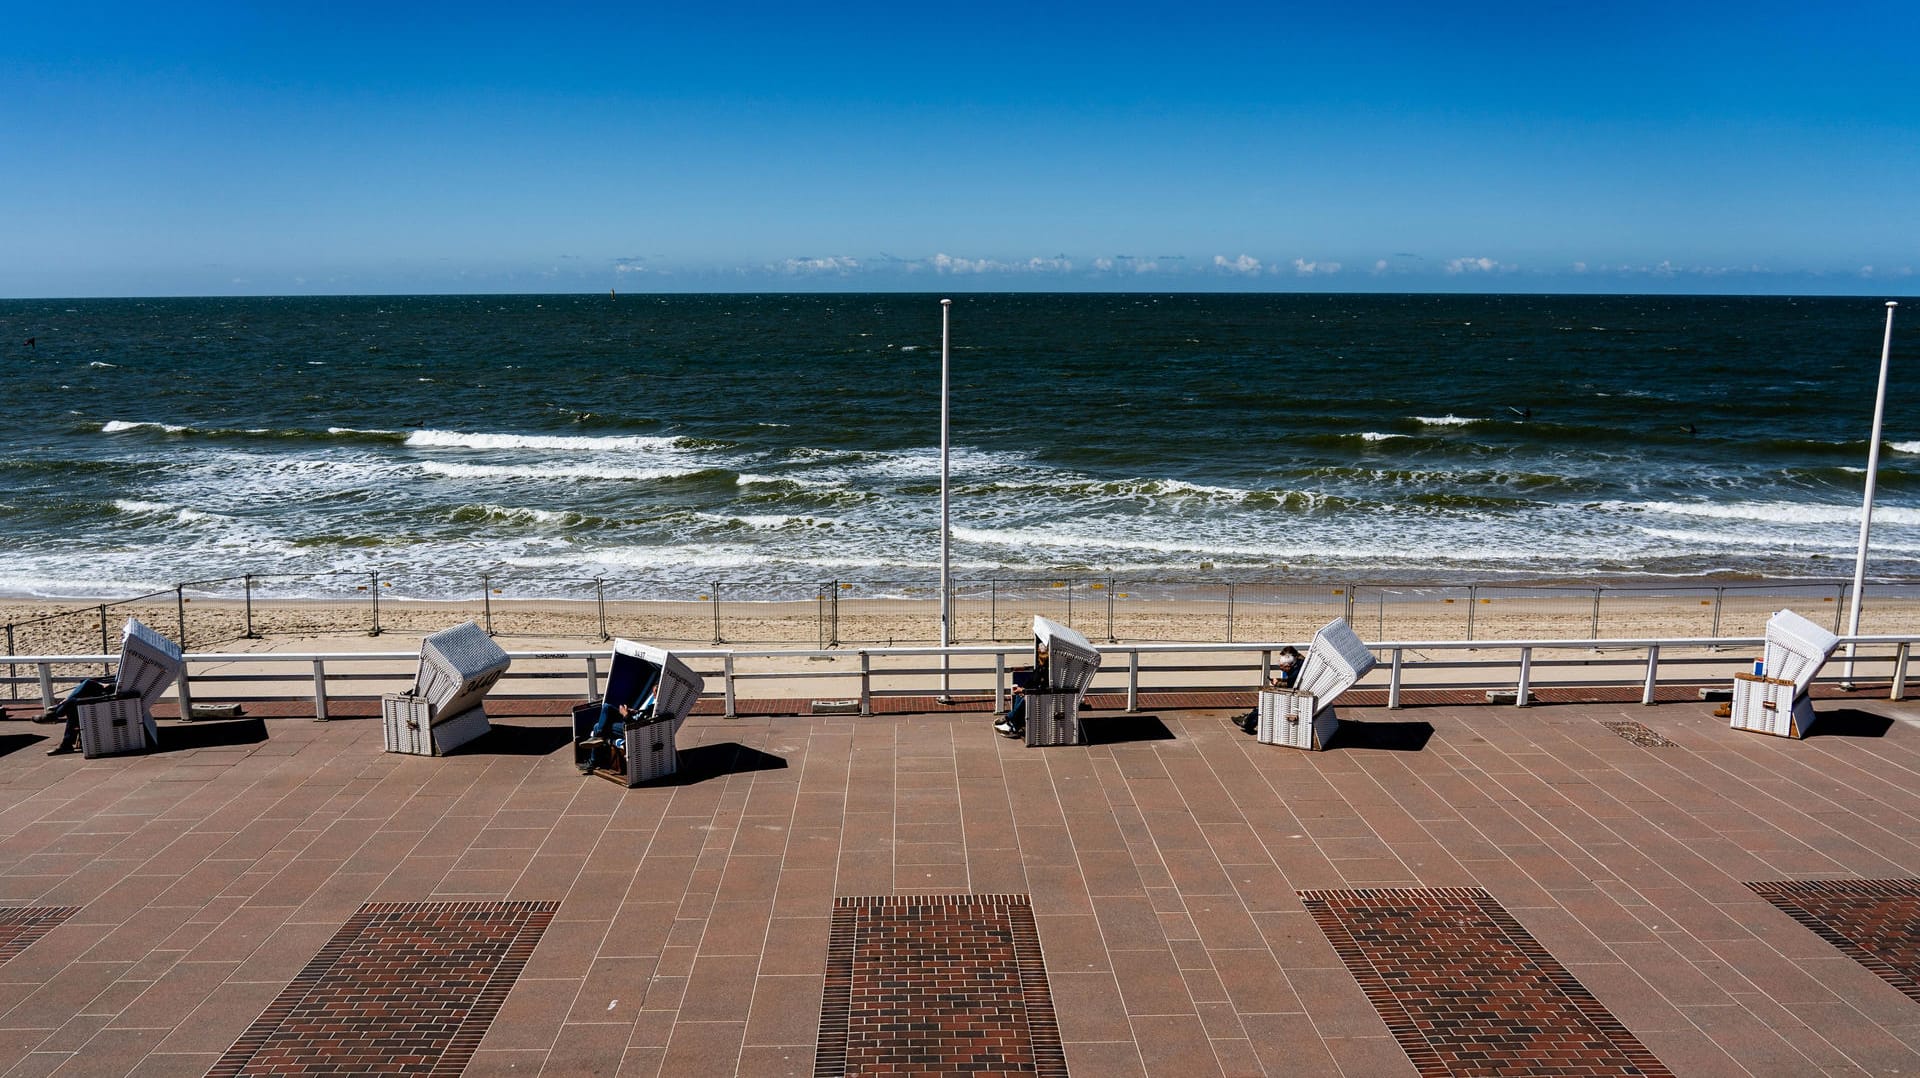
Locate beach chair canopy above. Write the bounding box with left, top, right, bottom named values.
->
left=1032, top=615, right=1101, bottom=696
left=1294, top=618, right=1378, bottom=702
left=1761, top=609, right=1840, bottom=695
left=115, top=618, right=184, bottom=710
left=608, top=639, right=705, bottom=725
left=413, top=621, right=511, bottom=719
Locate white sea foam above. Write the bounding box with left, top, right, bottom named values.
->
left=405, top=429, right=685, bottom=452
left=736, top=473, right=841, bottom=489
left=89, top=361, right=118, bottom=369
left=112, top=499, right=216, bottom=523
left=1892, top=441, right=1920, bottom=455
left=1412, top=415, right=1481, bottom=427
left=456, top=503, right=579, bottom=525
left=420, top=461, right=707, bottom=482
left=1357, top=432, right=1408, bottom=442
left=101, top=420, right=187, bottom=434
left=1621, top=500, right=1920, bottom=526
left=327, top=426, right=399, bottom=436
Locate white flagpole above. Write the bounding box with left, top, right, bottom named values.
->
left=1843, top=301, right=1898, bottom=687
left=939, top=299, right=953, bottom=703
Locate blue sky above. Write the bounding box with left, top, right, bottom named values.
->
left=3, top=1, right=1917, bottom=296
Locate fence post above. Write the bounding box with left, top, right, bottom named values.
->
left=370, top=572, right=382, bottom=636
left=98, top=606, right=110, bottom=677
left=1227, top=582, right=1236, bottom=644
left=1344, top=584, right=1355, bottom=623
left=858, top=651, right=871, bottom=716
left=596, top=578, right=608, bottom=641
left=723, top=653, right=737, bottom=718
left=1710, top=586, right=1724, bottom=639
left=312, top=659, right=330, bottom=721
left=817, top=584, right=828, bottom=650
left=991, top=580, right=999, bottom=642
left=1388, top=648, right=1403, bottom=710
left=1106, top=576, right=1116, bottom=643
left=482, top=575, right=495, bottom=635
left=1126, top=650, right=1139, bottom=713
left=244, top=574, right=260, bottom=639
left=1833, top=583, right=1848, bottom=634
left=176, top=585, right=188, bottom=651
left=1065, top=577, right=1073, bottom=628
left=1377, top=588, right=1386, bottom=641
left=1590, top=587, right=1602, bottom=640
left=831, top=581, right=841, bottom=648
left=5, top=624, right=13, bottom=701
left=712, top=581, right=723, bottom=644
left=1467, top=586, right=1477, bottom=641
left=1641, top=645, right=1660, bottom=706
left=1892, top=642, right=1909, bottom=701
left=1516, top=647, right=1533, bottom=707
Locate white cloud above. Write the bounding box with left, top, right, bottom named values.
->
left=777, top=256, right=862, bottom=275
left=1213, top=254, right=1263, bottom=275
left=1572, top=262, right=1587, bottom=273
left=1444, top=256, right=1507, bottom=274
left=1372, top=259, right=1388, bottom=274
left=1291, top=258, right=1340, bottom=276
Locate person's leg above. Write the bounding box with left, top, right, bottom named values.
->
left=48, top=677, right=113, bottom=754
left=995, top=694, right=1027, bottom=736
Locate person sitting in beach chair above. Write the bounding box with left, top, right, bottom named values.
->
left=38, top=676, right=118, bottom=756
left=1236, top=645, right=1303, bottom=734
left=994, top=642, right=1050, bottom=739
left=581, top=662, right=662, bottom=772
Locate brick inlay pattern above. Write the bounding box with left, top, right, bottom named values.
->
left=1748, top=878, right=1920, bottom=1005
left=0, top=906, right=80, bottom=965
left=1301, top=887, right=1672, bottom=1077
left=816, top=894, right=1064, bottom=1078
left=208, top=900, right=555, bottom=1078
left=1601, top=720, right=1677, bottom=747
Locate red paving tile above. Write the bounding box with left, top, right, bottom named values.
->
left=206, top=900, right=554, bottom=1078
left=1746, top=878, right=1920, bottom=1005
left=0, top=907, right=79, bottom=966
left=1300, top=887, right=1673, bottom=1078
left=817, top=894, right=1063, bottom=1078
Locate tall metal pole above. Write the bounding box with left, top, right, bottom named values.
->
left=1844, top=302, right=1898, bottom=686
left=938, top=298, right=954, bottom=702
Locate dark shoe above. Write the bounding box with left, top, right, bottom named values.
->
left=46, top=745, right=76, bottom=756
left=580, top=737, right=606, bottom=747
left=33, top=710, right=61, bottom=725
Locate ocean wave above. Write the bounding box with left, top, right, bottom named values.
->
left=1893, top=441, right=1920, bottom=455
left=1413, top=415, right=1483, bottom=427
left=1356, top=432, right=1408, bottom=442
left=419, top=461, right=724, bottom=483
left=1620, top=500, right=1920, bottom=526
left=404, top=428, right=686, bottom=451
left=448, top=503, right=592, bottom=526
left=89, top=361, right=118, bottom=369
left=102, top=420, right=188, bottom=434
left=112, top=499, right=217, bottom=523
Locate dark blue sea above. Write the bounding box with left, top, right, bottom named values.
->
left=1, top=293, right=1914, bottom=598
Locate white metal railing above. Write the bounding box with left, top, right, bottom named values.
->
left=6, top=635, right=1916, bottom=720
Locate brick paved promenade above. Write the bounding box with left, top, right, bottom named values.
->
left=0, top=690, right=1917, bottom=1076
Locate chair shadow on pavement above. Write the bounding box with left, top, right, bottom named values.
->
left=648, top=743, right=788, bottom=786
left=159, top=717, right=269, bottom=752
left=1085, top=715, right=1176, bottom=745
left=465, top=723, right=574, bottom=756
left=0, top=733, right=49, bottom=759
left=1330, top=720, right=1434, bottom=752
left=1807, top=709, right=1895, bottom=738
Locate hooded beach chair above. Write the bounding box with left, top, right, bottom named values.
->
left=1023, top=615, right=1103, bottom=747
left=1257, top=617, right=1377, bottom=751
left=381, top=621, right=511, bottom=756
left=1730, top=609, right=1839, bottom=739
left=573, top=639, right=705, bottom=785
left=75, top=618, right=185, bottom=758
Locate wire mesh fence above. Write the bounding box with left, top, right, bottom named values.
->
left=8, top=572, right=1920, bottom=693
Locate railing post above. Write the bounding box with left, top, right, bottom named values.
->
left=1642, top=645, right=1660, bottom=706
left=312, top=659, right=330, bottom=721
left=723, top=653, right=737, bottom=718
left=1126, top=650, right=1139, bottom=713
left=596, top=578, right=608, bottom=641
left=1226, top=582, right=1236, bottom=644
left=858, top=651, right=871, bottom=716
left=5, top=624, right=13, bottom=701
left=38, top=662, right=54, bottom=709
left=1377, top=587, right=1386, bottom=641
left=244, top=574, right=260, bottom=639
left=99, top=606, right=110, bottom=676
left=1892, top=642, right=1909, bottom=701
left=1066, top=577, right=1073, bottom=628
left=482, top=575, right=495, bottom=635
left=585, top=656, right=601, bottom=702
left=994, top=651, right=1006, bottom=713
left=1389, top=648, right=1403, bottom=710
left=1516, top=647, right=1532, bottom=707
left=712, top=581, right=723, bottom=645
left=990, top=580, right=998, bottom=642
left=831, top=581, right=841, bottom=648
left=1833, top=583, right=1848, bottom=634
left=176, top=585, right=188, bottom=651
left=370, top=572, right=382, bottom=636
left=174, top=661, right=194, bottom=722
left=1260, top=648, right=1272, bottom=684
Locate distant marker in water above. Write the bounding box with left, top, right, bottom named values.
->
left=23, top=337, right=33, bottom=348
left=1508, top=405, right=1530, bottom=419
left=1682, top=424, right=1698, bottom=435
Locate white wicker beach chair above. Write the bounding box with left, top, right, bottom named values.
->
left=1257, top=618, right=1377, bottom=751
left=573, top=640, right=705, bottom=786
left=1730, top=609, right=1839, bottom=739
left=75, top=618, right=184, bottom=758
left=382, top=621, right=511, bottom=756
left=1023, top=616, right=1103, bottom=747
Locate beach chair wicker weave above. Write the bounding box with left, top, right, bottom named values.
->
left=573, top=640, right=705, bottom=786
left=76, top=619, right=183, bottom=759
left=381, top=621, right=510, bottom=756
left=1730, top=609, right=1838, bottom=739
left=1256, top=618, right=1376, bottom=752
left=1023, top=616, right=1102, bottom=747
